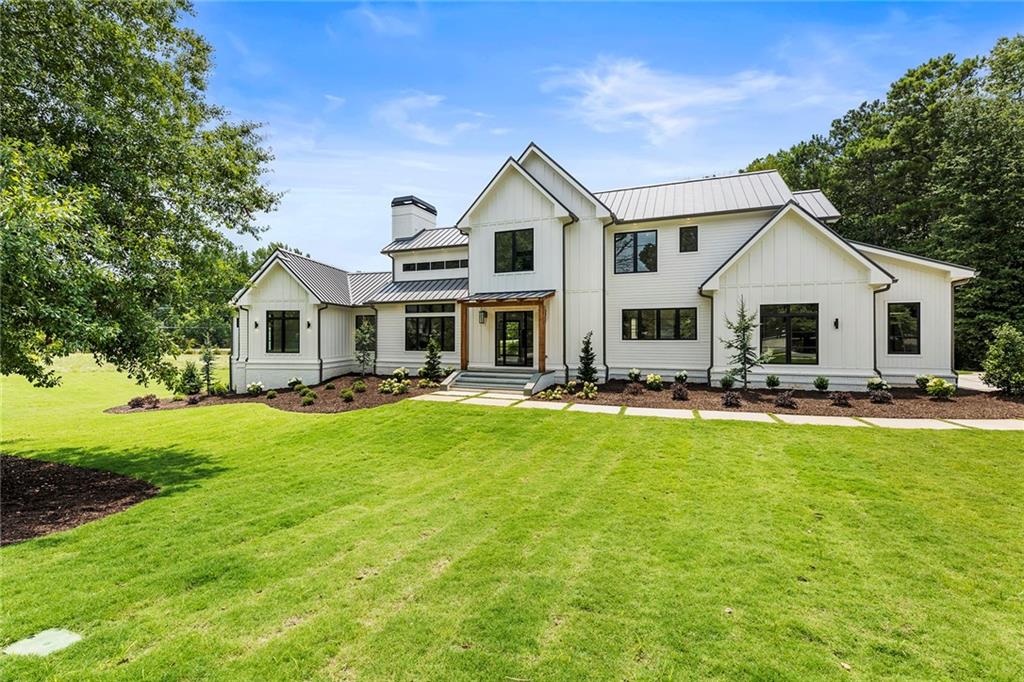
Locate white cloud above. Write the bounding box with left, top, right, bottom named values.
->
left=349, top=5, right=421, bottom=37
left=324, top=94, right=346, bottom=111
left=373, top=92, right=480, bottom=146
left=543, top=57, right=791, bottom=144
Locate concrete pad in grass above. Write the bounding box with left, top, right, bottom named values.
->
left=945, top=419, right=1024, bottom=430
left=775, top=414, right=867, bottom=427
left=698, top=410, right=775, bottom=423
left=410, top=393, right=465, bottom=402
left=461, top=397, right=519, bottom=407
left=624, top=407, right=693, bottom=419
left=567, top=403, right=622, bottom=414
left=442, top=389, right=483, bottom=397
left=860, top=417, right=963, bottom=430
left=4, top=629, right=81, bottom=656
left=514, top=401, right=569, bottom=410
left=478, top=392, right=526, bottom=400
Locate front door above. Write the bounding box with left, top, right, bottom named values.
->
left=495, top=311, right=533, bottom=367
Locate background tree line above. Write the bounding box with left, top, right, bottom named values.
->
left=745, top=35, right=1023, bottom=368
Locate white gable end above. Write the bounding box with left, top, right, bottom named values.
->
left=518, top=145, right=612, bottom=220
left=236, top=260, right=316, bottom=306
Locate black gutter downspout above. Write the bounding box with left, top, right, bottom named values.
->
left=240, top=306, right=251, bottom=362
left=317, top=303, right=328, bottom=384
left=601, top=218, right=610, bottom=382
left=561, top=217, right=577, bottom=383
left=698, top=287, right=714, bottom=385
left=871, top=283, right=892, bottom=379
left=228, top=311, right=235, bottom=392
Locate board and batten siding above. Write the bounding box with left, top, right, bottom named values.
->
left=391, top=247, right=469, bottom=282
left=603, top=210, right=774, bottom=380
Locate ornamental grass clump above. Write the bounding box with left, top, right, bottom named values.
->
left=926, top=377, right=956, bottom=400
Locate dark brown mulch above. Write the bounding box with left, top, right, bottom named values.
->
left=552, top=380, right=1024, bottom=419
left=1, top=454, right=158, bottom=546
left=108, top=374, right=435, bottom=415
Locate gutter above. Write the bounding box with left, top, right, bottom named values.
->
left=871, top=283, right=892, bottom=379
left=697, top=287, right=714, bottom=385
left=316, top=303, right=328, bottom=384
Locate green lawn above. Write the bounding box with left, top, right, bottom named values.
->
left=2, top=359, right=1022, bottom=680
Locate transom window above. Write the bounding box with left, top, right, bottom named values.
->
left=405, top=303, right=455, bottom=313
left=888, top=302, right=920, bottom=354
left=402, top=259, right=467, bottom=272
left=760, top=304, right=818, bottom=364
left=266, top=310, right=300, bottom=353
left=679, top=225, right=698, bottom=253
left=405, top=316, right=456, bottom=352
left=495, top=228, right=534, bottom=273
left=622, top=308, right=697, bottom=340
left=354, top=314, right=376, bottom=351
left=614, top=230, right=658, bottom=273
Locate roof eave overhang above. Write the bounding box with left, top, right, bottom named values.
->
left=232, top=251, right=326, bottom=306
left=456, top=158, right=576, bottom=230
left=517, top=142, right=615, bottom=220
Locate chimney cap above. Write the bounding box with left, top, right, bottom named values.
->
left=390, top=195, right=437, bottom=215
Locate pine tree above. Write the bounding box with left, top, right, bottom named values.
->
left=721, top=297, right=772, bottom=390
left=423, top=332, right=443, bottom=382
left=200, top=333, right=215, bottom=394
left=354, top=320, right=375, bottom=376
left=577, top=331, right=598, bottom=382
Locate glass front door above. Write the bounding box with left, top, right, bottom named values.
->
left=495, top=311, right=533, bottom=367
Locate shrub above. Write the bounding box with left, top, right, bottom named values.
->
left=353, top=380, right=367, bottom=393
left=246, top=381, right=264, bottom=395
left=719, top=374, right=735, bottom=390
left=172, top=393, right=185, bottom=402
left=128, top=394, right=158, bottom=409
left=577, top=331, right=599, bottom=383
left=565, top=379, right=581, bottom=394
left=177, top=361, right=202, bottom=395
left=287, top=377, right=303, bottom=388
left=765, top=374, right=780, bottom=390
left=829, top=391, right=852, bottom=407
left=300, top=387, right=314, bottom=398
left=341, top=389, right=354, bottom=402
left=379, top=378, right=411, bottom=395
left=813, top=376, right=830, bottom=392
left=200, top=335, right=216, bottom=394
left=721, top=391, right=742, bottom=408
left=393, top=367, right=410, bottom=380
left=625, top=381, right=644, bottom=396
left=394, top=380, right=410, bottom=395
left=266, top=390, right=277, bottom=399
left=422, top=333, right=444, bottom=382
left=537, top=386, right=565, bottom=400
left=674, top=370, right=688, bottom=385
left=867, top=376, right=890, bottom=392
left=627, top=368, right=642, bottom=383
left=418, top=378, right=439, bottom=388
left=926, top=377, right=956, bottom=400
left=211, top=381, right=229, bottom=397
left=981, top=323, right=1024, bottom=395
left=186, top=394, right=201, bottom=405
left=773, top=390, right=797, bottom=409
left=302, top=395, right=315, bottom=406
left=869, top=389, right=893, bottom=404
left=325, top=382, right=336, bottom=390
left=672, top=383, right=689, bottom=401
left=292, top=383, right=306, bottom=392
left=645, top=374, right=664, bottom=391
left=915, top=374, right=933, bottom=390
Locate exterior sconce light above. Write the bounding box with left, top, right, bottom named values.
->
left=254, top=320, right=259, bottom=329
left=478, top=310, right=488, bottom=324
left=833, top=318, right=840, bottom=330
left=306, top=320, right=311, bottom=329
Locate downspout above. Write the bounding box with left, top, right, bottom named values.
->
left=240, top=305, right=251, bottom=362
left=561, top=217, right=578, bottom=382
left=316, top=303, right=328, bottom=384
left=698, top=287, right=714, bottom=385
left=871, top=283, right=892, bottom=379
left=601, top=218, right=609, bottom=381
left=228, top=309, right=235, bottom=392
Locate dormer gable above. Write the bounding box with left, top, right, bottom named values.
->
left=517, top=142, right=614, bottom=222
left=456, top=157, right=577, bottom=229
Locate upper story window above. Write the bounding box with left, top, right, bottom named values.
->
left=888, top=302, right=920, bottom=354
left=679, top=226, right=699, bottom=253
left=495, top=228, right=533, bottom=273
left=614, top=230, right=657, bottom=273
left=402, top=259, right=467, bottom=272
left=761, top=304, right=818, bottom=365
left=266, top=310, right=300, bottom=353
left=405, top=303, right=455, bottom=313
left=354, top=314, right=376, bottom=351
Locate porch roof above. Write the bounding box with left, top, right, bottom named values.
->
left=365, top=277, right=468, bottom=304
left=460, top=290, right=555, bottom=304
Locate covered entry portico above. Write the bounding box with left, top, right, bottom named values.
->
left=459, top=290, right=555, bottom=372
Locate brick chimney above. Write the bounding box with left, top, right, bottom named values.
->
left=391, top=196, right=436, bottom=240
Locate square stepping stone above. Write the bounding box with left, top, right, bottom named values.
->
left=4, top=629, right=81, bottom=656
left=624, top=407, right=693, bottom=419
left=859, top=417, right=963, bottom=430
left=698, top=410, right=775, bottom=423
left=514, top=401, right=568, bottom=410
left=461, top=397, right=518, bottom=407
left=410, top=393, right=464, bottom=402
left=945, top=419, right=1024, bottom=431
left=567, top=403, right=621, bottom=414
left=775, top=414, right=867, bottom=427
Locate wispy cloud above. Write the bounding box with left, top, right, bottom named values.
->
left=324, top=94, right=346, bottom=111
left=349, top=4, right=422, bottom=37
left=542, top=57, right=791, bottom=144
left=225, top=31, right=273, bottom=77
left=373, top=92, right=480, bottom=145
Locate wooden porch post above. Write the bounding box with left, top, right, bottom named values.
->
left=538, top=301, right=546, bottom=373
left=460, top=302, right=469, bottom=370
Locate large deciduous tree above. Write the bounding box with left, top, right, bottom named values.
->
left=1, top=0, right=279, bottom=387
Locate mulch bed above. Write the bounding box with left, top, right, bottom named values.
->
left=1, top=454, right=159, bottom=546
left=108, top=374, right=435, bottom=415
left=549, top=380, right=1024, bottom=419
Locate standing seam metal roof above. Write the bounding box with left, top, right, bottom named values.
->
left=381, top=227, right=468, bottom=253
left=365, top=277, right=469, bottom=304
left=793, top=189, right=840, bottom=220
left=347, top=271, right=392, bottom=306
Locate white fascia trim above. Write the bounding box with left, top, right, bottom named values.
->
left=232, top=253, right=323, bottom=306
left=456, top=158, right=576, bottom=230
left=517, top=143, right=614, bottom=220
left=852, top=242, right=977, bottom=281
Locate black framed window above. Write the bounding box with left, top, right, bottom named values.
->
left=430, top=261, right=445, bottom=270
left=760, top=304, right=818, bottom=364
left=266, top=310, right=300, bottom=353
left=495, top=228, right=534, bottom=273
left=888, top=302, right=920, bottom=354
left=404, top=259, right=469, bottom=271
left=679, top=225, right=698, bottom=253
left=402, top=263, right=416, bottom=272
left=405, top=303, right=455, bottom=313
left=622, top=308, right=697, bottom=340
left=460, top=259, right=469, bottom=267
left=405, top=317, right=455, bottom=351
left=415, top=262, right=431, bottom=271
left=354, top=314, right=376, bottom=351
left=614, top=230, right=658, bottom=273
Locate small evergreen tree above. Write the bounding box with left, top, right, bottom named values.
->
left=577, top=331, right=598, bottom=382
left=721, top=297, right=773, bottom=390
left=354, top=319, right=375, bottom=376
left=981, top=323, right=1024, bottom=395
left=423, top=332, right=443, bottom=382
left=200, top=333, right=216, bottom=394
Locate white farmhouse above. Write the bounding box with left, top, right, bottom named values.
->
left=229, top=143, right=975, bottom=393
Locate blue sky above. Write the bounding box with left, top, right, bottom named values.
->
left=188, top=2, right=1022, bottom=272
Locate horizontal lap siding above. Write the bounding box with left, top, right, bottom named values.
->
left=375, top=303, right=461, bottom=374
left=392, top=247, right=469, bottom=282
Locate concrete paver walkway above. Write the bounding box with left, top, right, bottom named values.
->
left=946, top=418, right=1024, bottom=430
left=775, top=414, right=867, bottom=427
left=699, top=410, right=775, bottom=423
left=860, top=417, right=963, bottom=430
left=624, top=407, right=693, bottom=419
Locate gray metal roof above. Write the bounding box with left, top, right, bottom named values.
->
left=277, top=250, right=353, bottom=306
left=793, top=189, right=840, bottom=221
left=461, top=290, right=556, bottom=302
left=594, top=170, right=793, bottom=222
left=347, top=271, right=392, bottom=306
left=365, top=277, right=469, bottom=304
left=381, top=227, right=468, bottom=254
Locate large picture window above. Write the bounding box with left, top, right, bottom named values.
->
left=888, top=302, right=920, bottom=354
left=405, top=316, right=456, bottom=352
left=614, top=230, right=658, bottom=273
left=622, top=308, right=697, bottom=340
left=495, top=228, right=534, bottom=273
left=760, top=304, right=818, bottom=364
left=354, top=314, right=376, bottom=351
left=266, top=310, right=300, bottom=353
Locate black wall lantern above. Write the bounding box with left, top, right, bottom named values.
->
left=306, top=320, right=311, bottom=329
left=254, top=320, right=259, bottom=329
left=833, top=318, right=840, bottom=330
